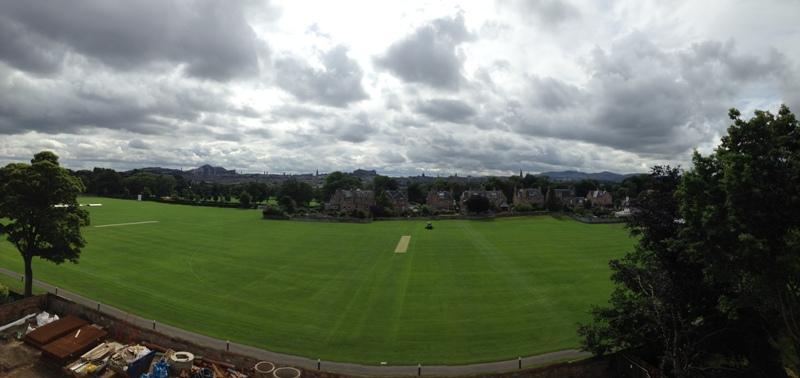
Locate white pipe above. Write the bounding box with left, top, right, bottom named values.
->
left=0, top=313, right=37, bottom=332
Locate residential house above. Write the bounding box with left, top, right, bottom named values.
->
left=327, top=189, right=375, bottom=214
left=586, top=190, right=613, bottom=208
left=513, top=187, right=544, bottom=208
left=460, top=190, right=508, bottom=213
left=384, top=190, right=409, bottom=211
left=426, top=190, right=456, bottom=212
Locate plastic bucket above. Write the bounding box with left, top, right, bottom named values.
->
left=254, top=361, right=275, bottom=378
left=272, top=366, right=301, bottom=378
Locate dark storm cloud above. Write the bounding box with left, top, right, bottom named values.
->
left=128, top=139, right=150, bottom=150
left=510, top=34, right=793, bottom=156
left=403, top=128, right=594, bottom=174
left=0, top=67, right=237, bottom=135
left=498, top=0, right=580, bottom=27
left=0, top=16, right=64, bottom=74
left=415, top=99, right=476, bottom=123
left=681, top=41, right=788, bottom=83
left=312, top=113, right=378, bottom=143
left=274, top=45, right=368, bottom=107
left=528, top=76, right=584, bottom=110
left=375, top=14, right=473, bottom=90
left=0, top=0, right=263, bottom=81
left=268, top=104, right=326, bottom=121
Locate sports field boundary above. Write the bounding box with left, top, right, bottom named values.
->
left=0, top=267, right=591, bottom=376
left=94, top=220, right=160, bottom=228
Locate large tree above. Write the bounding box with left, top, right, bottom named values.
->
left=321, top=171, right=361, bottom=200
left=579, top=106, right=800, bottom=376
left=679, top=106, right=799, bottom=372
left=464, top=195, right=490, bottom=214
left=0, top=152, right=90, bottom=297
left=372, top=175, right=399, bottom=194
left=279, top=179, right=314, bottom=206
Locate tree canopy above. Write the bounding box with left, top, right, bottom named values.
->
left=322, top=171, right=361, bottom=200
left=372, top=175, right=399, bottom=194
left=464, top=195, right=491, bottom=214
left=279, top=179, right=314, bottom=206
left=0, top=151, right=90, bottom=297
left=579, top=106, right=800, bottom=376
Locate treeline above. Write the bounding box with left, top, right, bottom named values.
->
left=72, top=166, right=651, bottom=214
left=73, top=168, right=304, bottom=208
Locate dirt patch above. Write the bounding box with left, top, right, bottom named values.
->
left=394, top=235, right=411, bottom=253
left=0, top=337, right=62, bottom=378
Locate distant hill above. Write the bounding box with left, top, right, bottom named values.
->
left=186, top=164, right=236, bottom=176
left=539, top=170, right=642, bottom=183
left=132, top=167, right=182, bottom=175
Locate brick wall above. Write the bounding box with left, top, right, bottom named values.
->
left=0, top=295, right=45, bottom=325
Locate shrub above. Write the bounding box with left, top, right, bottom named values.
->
left=465, top=195, right=491, bottom=214
left=262, top=204, right=285, bottom=218
left=350, top=209, right=368, bottom=219
left=278, top=195, right=297, bottom=214
left=419, top=205, right=432, bottom=216
left=514, top=203, right=533, bottom=212
left=239, top=191, right=252, bottom=209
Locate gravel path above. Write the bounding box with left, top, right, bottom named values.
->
left=0, top=267, right=590, bottom=376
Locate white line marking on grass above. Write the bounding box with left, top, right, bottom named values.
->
left=394, top=235, right=411, bottom=253
left=94, top=221, right=159, bottom=228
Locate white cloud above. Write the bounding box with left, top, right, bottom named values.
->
left=0, top=0, right=799, bottom=175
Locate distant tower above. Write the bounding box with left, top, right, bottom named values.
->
left=316, top=169, right=319, bottom=176
left=520, top=169, right=523, bottom=178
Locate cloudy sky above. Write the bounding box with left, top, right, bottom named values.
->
left=0, top=0, right=798, bottom=176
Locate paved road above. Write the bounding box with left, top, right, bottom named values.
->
left=0, top=267, right=590, bottom=376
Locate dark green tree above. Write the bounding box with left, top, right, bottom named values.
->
left=322, top=171, right=361, bottom=200
left=407, top=182, right=426, bottom=204
left=678, top=106, right=799, bottom=372
left=238, top=191, right=252, bottom=209
left=486, top=176, right=514, bottom=201
left=279, top=179, right=314, bottom=206
left=431, top=178, right=449, bottom=191
left=88, top=168, right=124, bottom=195
left=464, top=195, right=491, bottom=214
left=544, top=187, right=560, bottom=211
left=244, top=182, right=270, bottom=203
left=154, top=174, right=176, bottom=197
left=578, top=167, right=726, bottom=377
left=278, top=195, right=296, bottom=214
left=372, top=175, right=399, bottom=194
left=574, top=179, right=599, bottom=197
left=0, top=152, right=90, bottom=297
left=522, top=173, right=548, bottom=189
left=580, top=105, right=800, bottom=376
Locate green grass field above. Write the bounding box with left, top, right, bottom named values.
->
left=0, top=197, right=634, bottom=365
